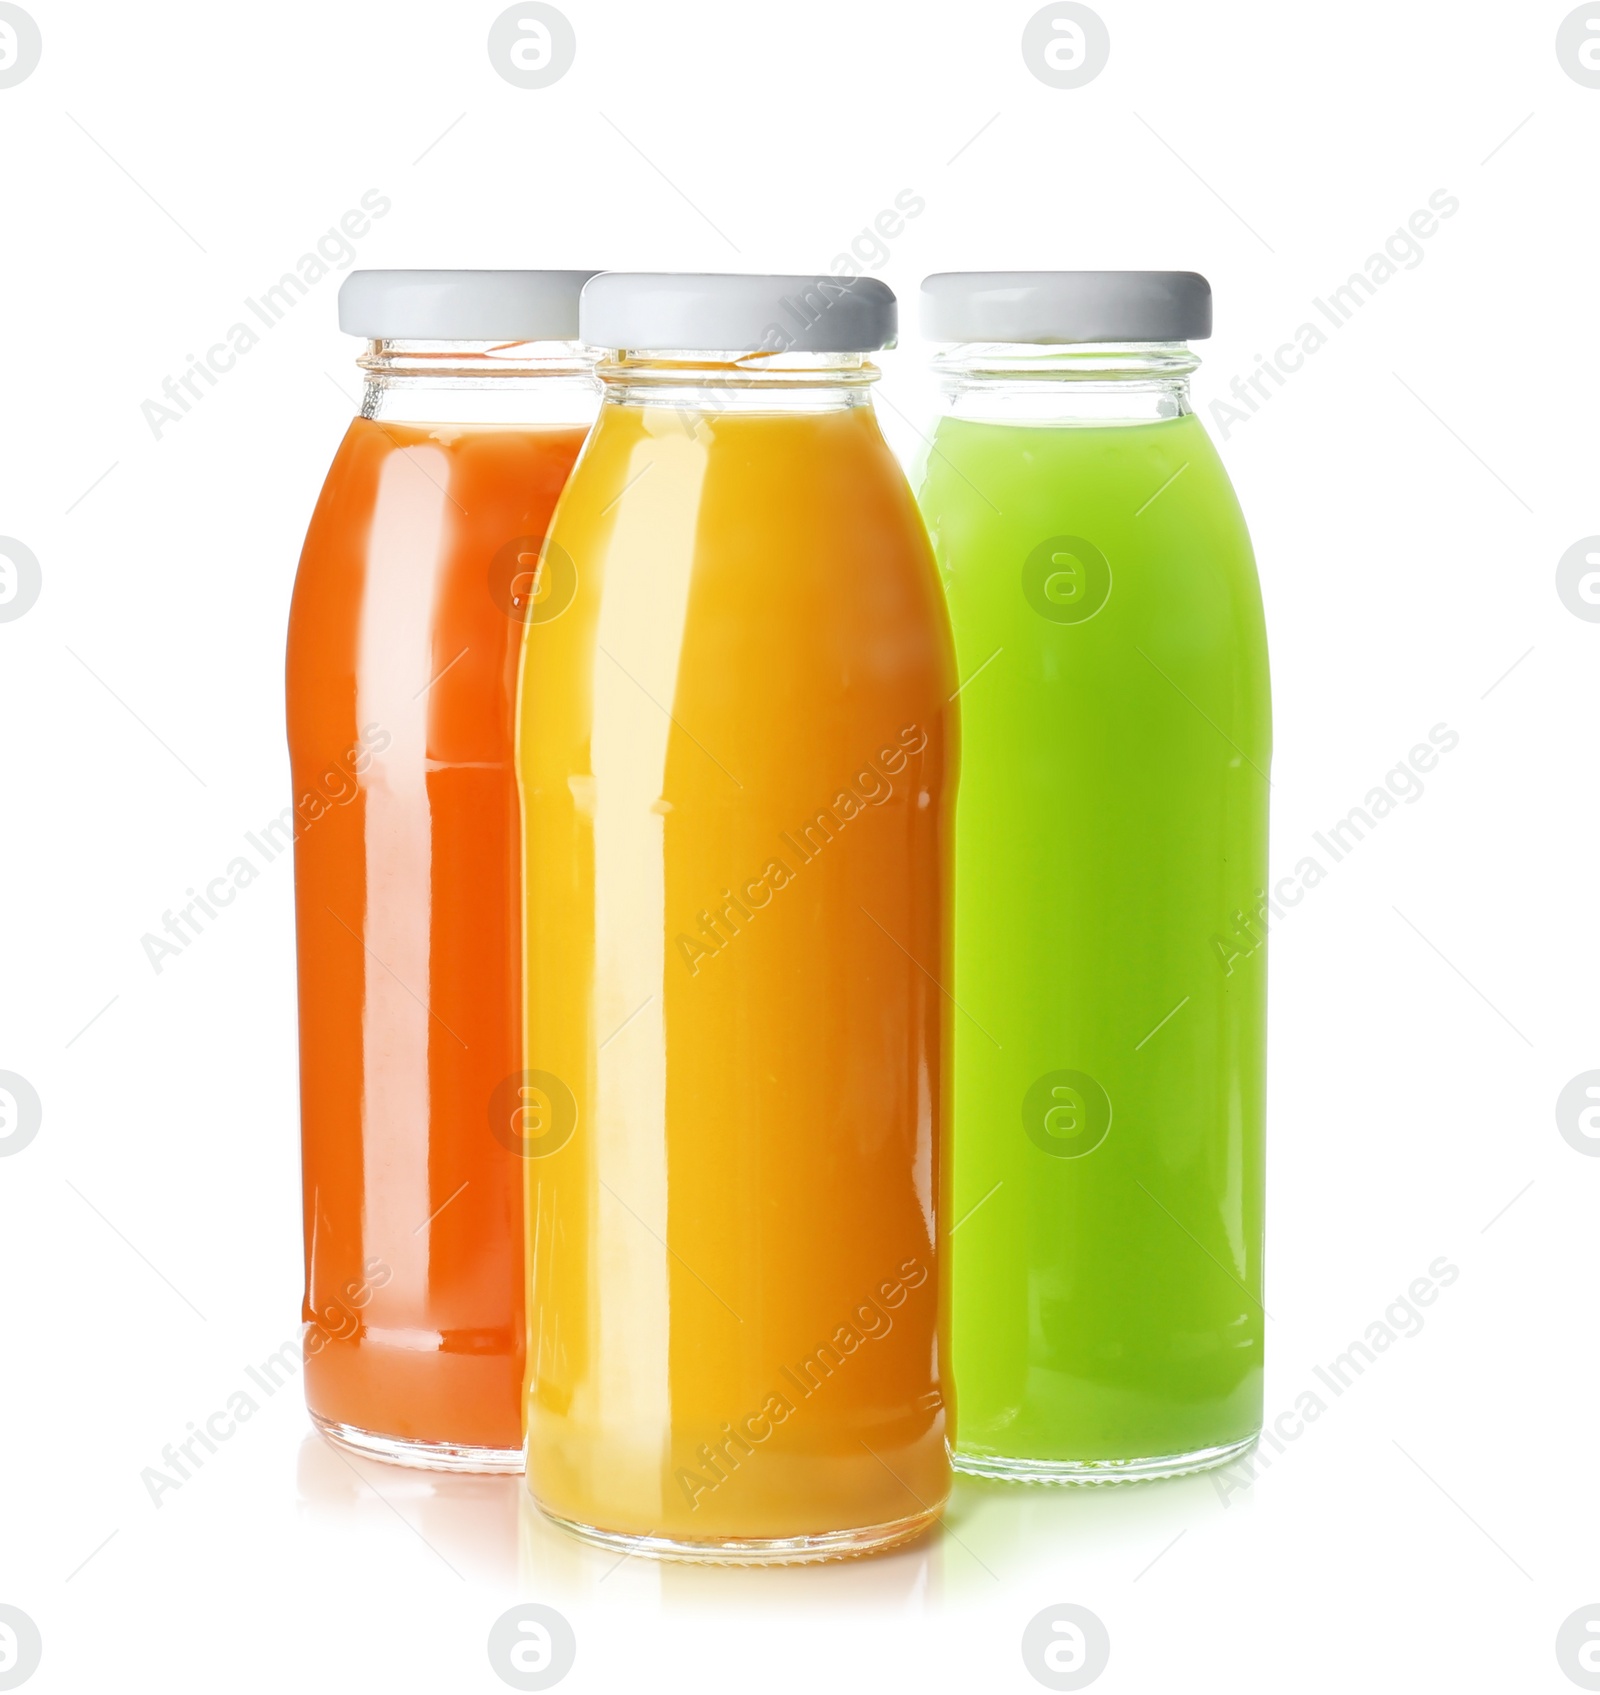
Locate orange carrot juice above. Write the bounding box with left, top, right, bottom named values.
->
left=288, top=284, right=596, bottom=1467
left=518, top=283, right=956, bottom=1559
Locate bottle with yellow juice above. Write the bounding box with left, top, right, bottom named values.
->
left=514, top=274, right=957, bottom=1561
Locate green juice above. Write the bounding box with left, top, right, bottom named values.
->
left=918, top=408, right=1269, bottom=1478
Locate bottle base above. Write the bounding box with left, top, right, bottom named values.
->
left=530, top=1500, right=943, bottom=1565
left=311, top=1412, right=525, bottom=1475
left=953, top=1431, right=1259, bottom=1486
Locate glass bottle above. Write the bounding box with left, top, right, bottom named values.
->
left=916, top=272, right=1269, bottom=1481
left=287, top=269, right=598, bottom=1470
left=517, top=273, right=956, bottom=1559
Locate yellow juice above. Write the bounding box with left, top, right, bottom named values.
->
left=516, top=390, right=956, bottom=1558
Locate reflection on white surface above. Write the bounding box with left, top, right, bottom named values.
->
left=295, top=1431, right=521, bottom=1585
left=941, top=1469, right=1238, bottom=1598
left=294, top=1430, right=1228, bottom=1609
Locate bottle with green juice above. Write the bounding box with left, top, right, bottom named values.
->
left=916, top=272, right=1269, bottom=1481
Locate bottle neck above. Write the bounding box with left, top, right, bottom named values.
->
left=932, top=341, right=1197, bottom=425
left=597, top=350, right=878, bottom=414
left=356, top=338, right=599, bottom=426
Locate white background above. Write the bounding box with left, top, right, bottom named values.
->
left=1, top=2, right=1594, bottom=1690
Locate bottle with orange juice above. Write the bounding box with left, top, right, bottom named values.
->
left=287, top=270, right=597, bottom=1469
left=515, top=273, right=957, bottom=1559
